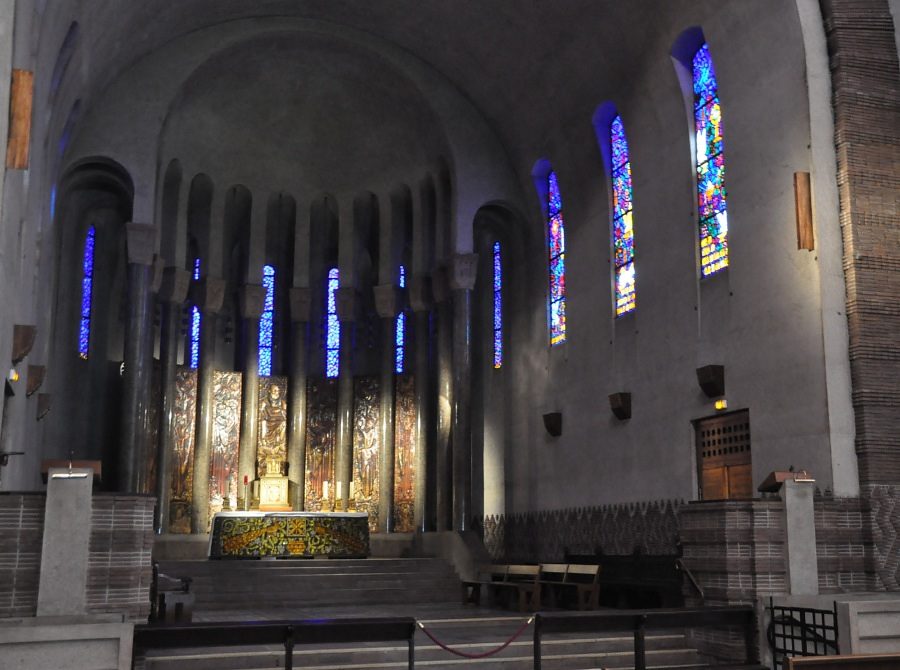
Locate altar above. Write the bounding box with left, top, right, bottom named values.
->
left=208, top=511, right=370, bottom=559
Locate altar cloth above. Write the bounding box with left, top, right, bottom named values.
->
left=208, top=511, right=370, bottom=559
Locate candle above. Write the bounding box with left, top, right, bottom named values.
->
left=337, top=481, right=342, bottom=499
left=349, top=481, right=355, bottom=499
left=323, top=480, right=329, bottom=498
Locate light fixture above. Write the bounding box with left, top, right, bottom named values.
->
left=8, top=368, right=19, bottom=382
left=714, top=399, right=728, bottom=411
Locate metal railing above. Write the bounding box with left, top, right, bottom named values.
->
left=133, top=617, right=417, bottom=670
left=533, top=606, right=757, bottom=670
left=767, top=598, right=838, bottom=669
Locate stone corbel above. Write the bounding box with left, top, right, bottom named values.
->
left=408, top=276, right=432, bottom=313
left=26, top=365, right=45, bottom=397
left=373, top=284, right=403, bottom=319
left=159, top=267, right=192, bottom=305
left=189, top=277, right=227, bottom=314
left=335, top=287, right=360, bottom=323
left=289, top=287, right=313, bottom=323
left=36, top=393, right=51, bottom=420
left=238, top=284, right=267, bottom=320
left=12, top=324, right=36, bottom=364
left=125, top=222, right=156, bottom=266
left=449, top=253, right=478, bottom=291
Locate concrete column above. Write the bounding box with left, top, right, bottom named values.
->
left=334, top=287, right=359, bottom=511
left=190, top=277, right=225, bottom=534
left=288, top=287, right=312, bottom=510
left=120, top=223, right=155, bottom=493
left=783, top=478, right=819, bottom=595
left=237, top=284, right=267, bottom=504
left=374, top=284, right=403, bottom=532
left=409, top=276, right=433, bottom=533
left=155, top=267, right=191, bottom=533
left=449, top=254, right=477, bottom=531
left=433, top=266, right=453, bottom=531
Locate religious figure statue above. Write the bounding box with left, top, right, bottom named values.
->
left=258, top=380, right=287, bottom=477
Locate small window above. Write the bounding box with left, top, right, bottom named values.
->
left=547, top=170, right=566, bottom=345
left=78, top=226, right=95, bottom=359
left=493, top=241, right=502, bottom=368
left=395, top=265, right=407, bottom=374
left=325, top=267, right=340, bottom=378
left=610, top=114, right=636, bottom=316
left=258, top=264, right=275, bottom=376
left=189, top=257, right=201, bottom=369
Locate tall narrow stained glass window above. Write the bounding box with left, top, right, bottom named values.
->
left=258, top=265, right=275, bottom=376
left=611, top=115, right=636, bottom=316
left=189, top=257, right=201, bottom=369
left=395, top=265, right=406, bottom=374
left=693, top=43, right=728, bottom=277
left=325, top=267, right=340, bottom=378
left=78, top=226, right=96, bottom=359
left=547, top=171, right=566, bottom=345
left=493, top=241, right=502, bottom=368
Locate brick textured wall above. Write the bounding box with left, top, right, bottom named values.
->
left=0, top=494, right=45, bottom=617
left=867, top=485, right=900, bottom=590
left=816, top=495, right=881, bottom=592
left=820, top=0, right=900, bottom=485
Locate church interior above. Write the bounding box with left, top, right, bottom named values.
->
left=0, top=1, right=898, bottom=668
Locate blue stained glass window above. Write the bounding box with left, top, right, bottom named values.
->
left=547, top=170, right=566, bottom=345
left=395, top=265, right=406, bottom=374
left=190, top=257, right=201, bottom=369
left=611, top=114, right=636, bottom=316
left=326, top=268, right=340, bottom=378
left=78, top=226, right=95, bottom=359
left=258, top=265, right=275, bottom=377
left=493, top=241, right=502, bottom=368
left=693, top=43, right=728, bottom=277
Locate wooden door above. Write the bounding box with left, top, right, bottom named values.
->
left=695, top=410, right=752, bottom=500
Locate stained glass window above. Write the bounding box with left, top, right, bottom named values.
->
left=395, top=265, right=406, bottom=374
left=693, top=43, right=728, bottom=277
left=326, top=267, right=340, bottom=378
left=493, top=241, right=502, bottom=368
left=611, top=115, right=636, bottom=316
left=78, top=226, right=95, bottom=359
left=547, top=170, right=566, bottom=345
left=258, top=265, right=275, bottom=377
left=190, top=257, right=201, bottom=369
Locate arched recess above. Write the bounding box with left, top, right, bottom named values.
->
left=263, top=192, right=297, bottom=376
left=158, top=159, right=182, bottom=267
left=48, top=157, right=134, bottom=486
left=223, top=185, right=252, bottom=371
left=471, top=202, right=529, bottom=520
left=309, top=195, right=339, bottom=377
left=353, top=192, right=382, bottom=376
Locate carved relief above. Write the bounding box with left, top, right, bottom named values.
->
left=394, top=374, right=417, bottom=532
left=210, top=371, right=242, bottom=517
left=352, top=376, right=380, bottom=531
left=305, top=378, right=337, bottom=511
left=169, top=367, right=197, bottom=533
left=258, top=377, right=288, bottom=476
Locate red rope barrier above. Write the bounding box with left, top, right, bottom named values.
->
left=416, top=616, right=534, bottom=659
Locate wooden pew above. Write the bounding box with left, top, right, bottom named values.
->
left=538, top=563, right=601, bottom=610
left=462, top=564, right=541, bottom=612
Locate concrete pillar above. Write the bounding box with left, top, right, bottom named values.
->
left=37, top=468, right=93, bottom=615
left=120, top=223, right=155, bottom=493
left=433, top=266, right=452, bottom=531
left=334, top=287, right=358, bottom=511
left=409, top=276, right=433, bottom=533
left=374, top=283, right=403, bottom=532
left=783, top=478, right=819, bottom=595
left=237, top=284, right=267, bottom=505
left=190, top=277, right=225, bottom=534
left=288, top=287, right=312, bottom=510
left=449, top=254, right=477, bottom=532
left=154, top=267, right=191, bottom=533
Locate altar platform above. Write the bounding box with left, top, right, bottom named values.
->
left=208, top=511, right=369, bottom=559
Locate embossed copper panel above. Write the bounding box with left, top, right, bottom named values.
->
left=305, top=378, right=337, bottom=511
left=352, top=376, right=380, bottom=531
left=258, top=376, right=288, bottom=476
left=169, top=367, right=197, bottom=533
left=394, top=374, right=417, bottom=532
left=210, top=371, right=242, bottom=516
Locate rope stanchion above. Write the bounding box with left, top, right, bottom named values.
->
left=416, top=616, right=534, bottom=659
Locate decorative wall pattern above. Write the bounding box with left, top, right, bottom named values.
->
left=816, top=494, right=881, bottom=593
left=394, top=374, right=417, bottom=532
left=209, top=513, right=369, bottom=558
left=867, top=485, right=900, bottom=591
left=481, top=499, right=682, bottom=563
left=352, top=376, right=380, bottom=531
left=305, top=378, right=337, bottom=510
left=0, top=494, right=44, bottom=617
left=257, top=375, right=287, bottom=476
left=169, top=367, right=197, bottom=533
left=210, top=370, right=242, bottom=516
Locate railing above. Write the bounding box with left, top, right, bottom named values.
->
left=533, top=606, right=757, bottom=670
left=132, top=617, right=417, bottom=670
left=675, top=558, right=705, bottom=600
left=767, top=599, right=838, bottom=670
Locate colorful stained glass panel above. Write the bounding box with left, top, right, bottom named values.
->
left=258, top=265, right=275, bottom=376
left=326, top=268, right=340, bottom=378
left=493, top=241, right=502, bottom=369
left=546, top=170, right=566, bottom=345
left=692, top=44, right=717, bottom=103
left=610, top=114, right=636, bottom=317
left=395, top=266, right=406, bottom=374
left=78, top=226, right=95, bottom=359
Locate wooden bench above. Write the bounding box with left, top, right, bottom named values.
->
left=538, top=563, right=601, bottom=610
left=462, top=564, right=541, bottom=612
left=151, top=562, right=194, bottom=623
